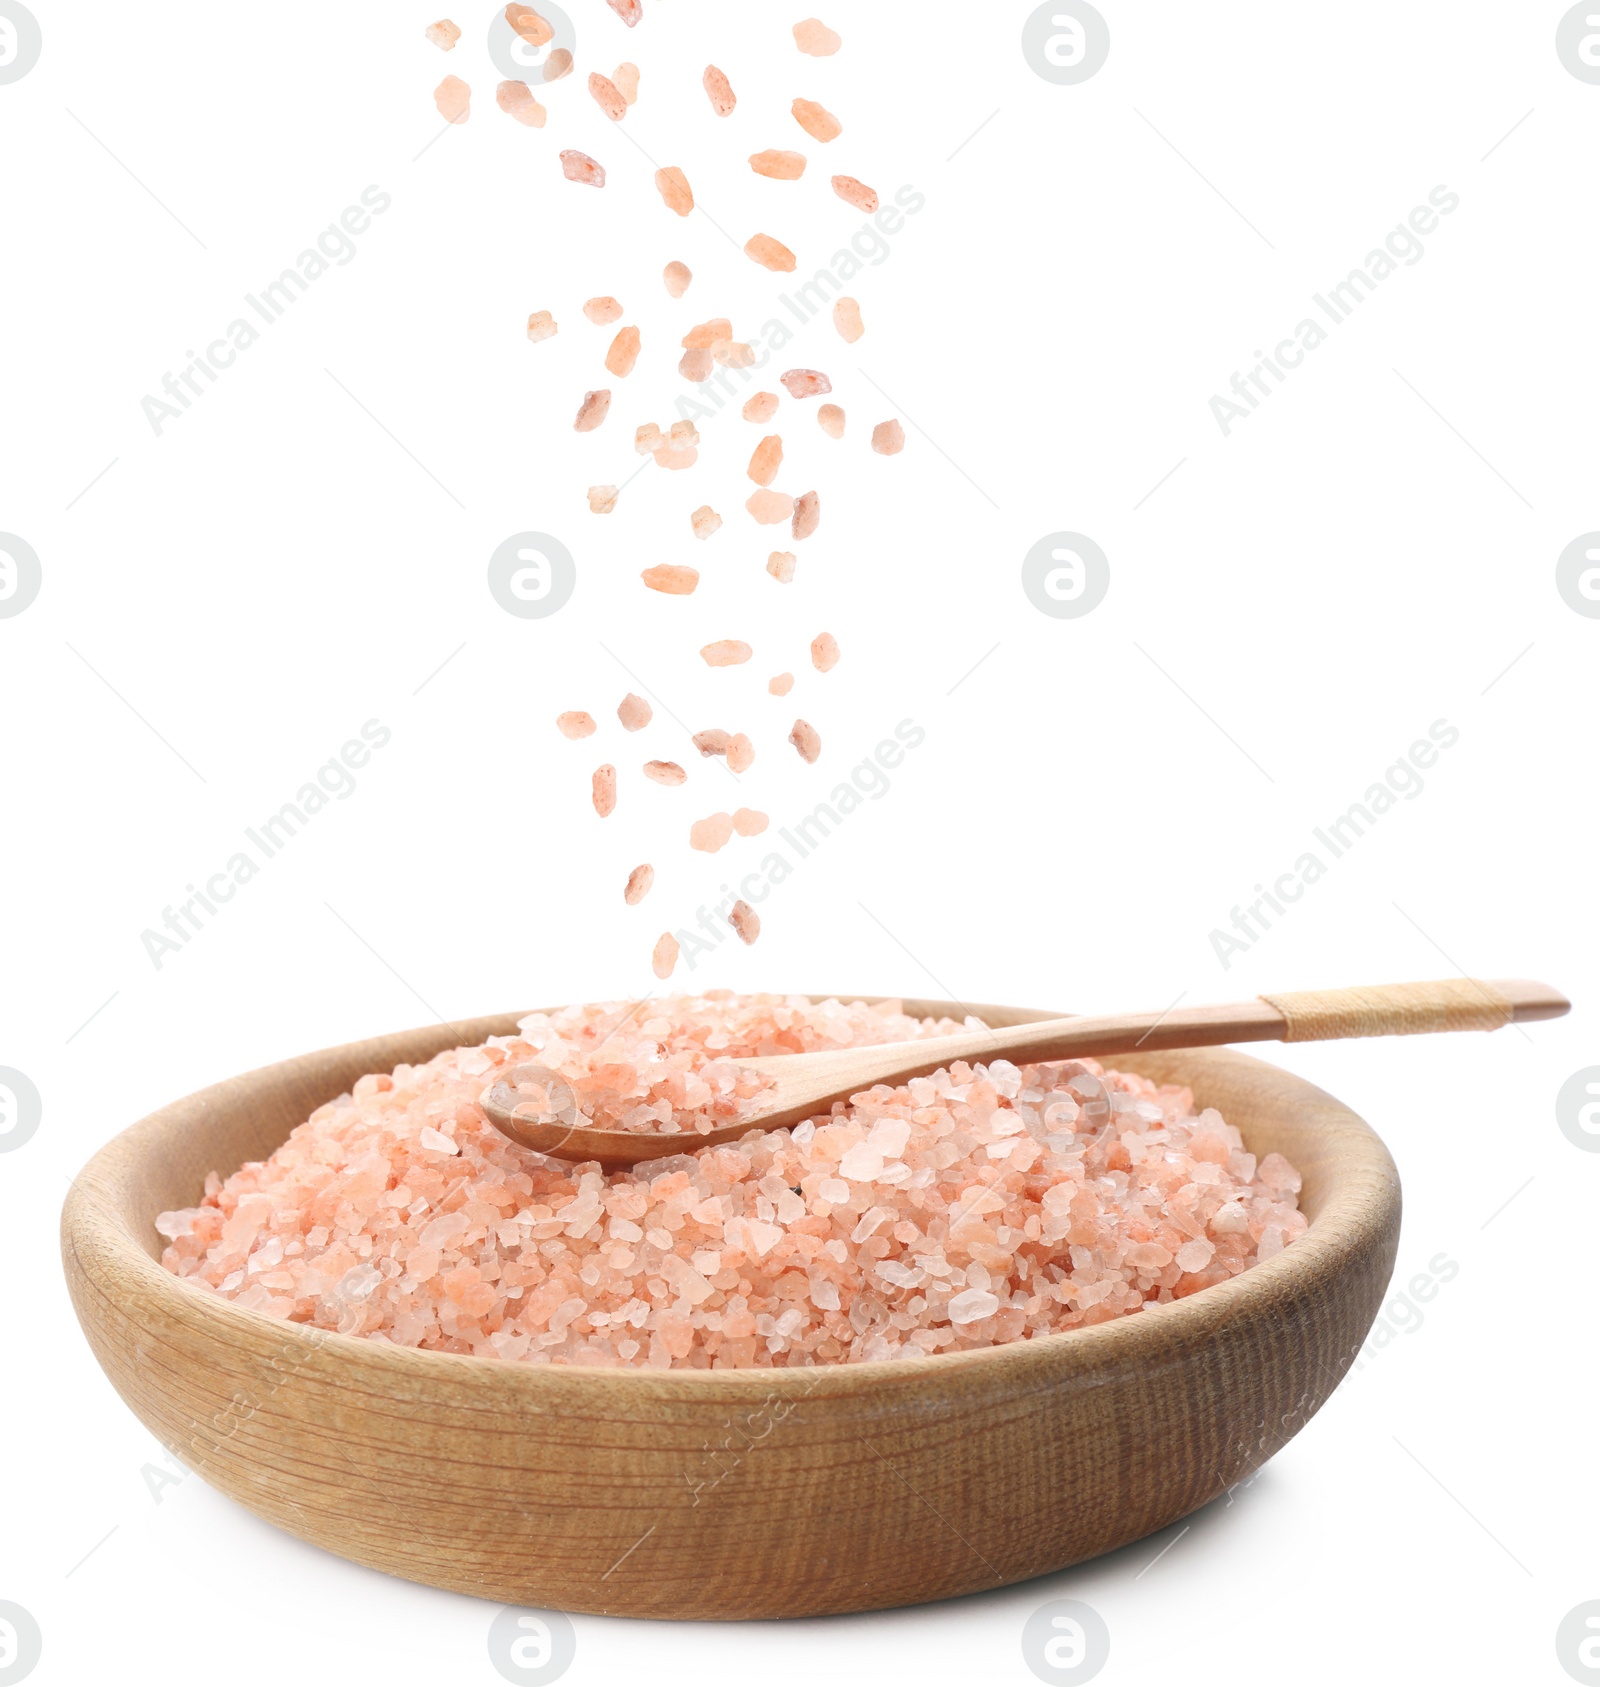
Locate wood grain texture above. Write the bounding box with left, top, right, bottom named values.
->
left=61, top=997, right=1401, bottom=1620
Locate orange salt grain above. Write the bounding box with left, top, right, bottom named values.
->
left=496, top=80, right=546, bottom=125
left=792, top=489, right=820, bottom=539
left=618, top=693, right=652, bottom=731
left=750, top=149, right=807, bottom=181
left=434, top=76, right=471, bottom=123
left=655, top=166, right=694, bottom=215
left=654, top=444, right=699, bottom=470
left=746, top=233, right=797, bottom=272
left=811, top=632, right=840, bottom=672
left=561, top=149, right=604, bottom=186
left=605, top=325, right=641, bottom=377
left=768, top=672, right=794, bottom=695
left=583, top=296, right=623, bottom=324
left=766, top=551, right=796, bottom=582
left=793, top=17, right=841, bottom=55
left=592, top=765, right=617, bottom=817
left=817, top=403, right=845, bottom=438
left=872, top=418, right=905, bottom=455
left=792, top=98, right=841, bottom=142
left=728, top=901, right=761, bottom=944
left=789, top=719, right=821, bottom=763
left=614, top=62, right=639, bottom=103
left=691, top=505, right=723, bottom=541
left=663, top=260, right=692, bottom=297
left=746, top=489, right=794, bottom=525
left=692, top=729, right=732, bottom=756
left=690, top=812, right=735, bottom=852
left=713, top=340, right=756, bottom=369
left=643, top=760, right=686, bottom=785
left=832, top=296, right=864, bottom=343
left=543, top=49, right=573, bottom=81
left=588, top=485, right=618, bottom=514
left=743, top=392, right=780, bottom=423
left=701, top=640, right=752, bottom=667
left=678, top=347, right=712, bottom=383
left=781, top=368, right=831, bottom=399
left=727, top=733, right=755, bottom=773
left=831, top=174, right=877, bottom=213
left=733, top=808, right=769, bottom=835
left=635, top=421, right=664, bottom=455
left=526, top=309, right=557, bottom=342
left=669, top=420, right=699, bottom=447
left=703, top=65, right=736, bottom=116
left=748, top=434, right=784, bottom=485
left=556, top=711, right=597, bottom=739
left=641, top=564, right=699, bottom=595
left=573, top=389, right=611, bottom=431
left=624, top=864, right=654, bottom=905
left=505, top=4, right=552, bottom=43
left=608, top=0, right=642, bottom=26
left=588, top=71, right=627, bottom=120
left=425, top=19, right=461, bottom=50
left=651, top=933, right=678, bottom=979
left=683, top=318, right=732, bottom=349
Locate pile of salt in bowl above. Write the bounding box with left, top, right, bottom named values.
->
left=158, top=994, right=1309, bottom=1370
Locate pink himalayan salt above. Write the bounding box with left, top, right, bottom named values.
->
left=562, top=150, right=605, bottom=187
left=733, top=808, right=769, bottom=835
left=690, top=812, right=735, bottom=852
left=832, top=297, right=864, bottom=343
left=727, top=733, right=755, bottom=773
left=792, top=489, right=820, bottom=540
left=670, top=420, right=700, bottom=447
left=663, top=260, right=691, bottom=297
left=425, top=19, right=461, bottom=50
left=642, top=565, right=698, bottom=595
left=794, top=17, right=841, bottom=55
left=679, top=348, right=712, bottom=383
left=526, top=309, right=557, bottom=343
left=157, top=994, right=1307, bottom=1369
left=644, top=760, right=686, bottom=785
left=592, top=765, right=616, bottom=817
left=497, top=81, right=547, bottom=125
left=831, top=175, right=877, bottom=213
left=588, top=485, right=618, bottom=514
left=712, top=339, right=756, bottom=369
left=589, top=72, right=628, bottom=120
left=811, top=632, right=840, bottom=672
left=683, top=319, right=730, bottom=349
left=608, top=0, right=642, bottom=25
left=584, top=296, right=623, bottom=325
left=743, top=392, right=780, bottom=423
left=691, top=505, right=723, bottom=541
left=702, top=640, right=752, bottom=667
left=703, top=65, right=736, bottom=116
left=543, top=48, right=573, bottom=82
left=872, top=418, right=906, bottom=455
left=728, top=901, right=760, bottom=945
left=556, top=711, right=596, bottom=739
left=506, top=4, right=551, bottom=44
left=651, top=933, right=677, bottom=978
left=656, top=167, right=694, bottom=216
left=792, top=98, right=841, bottom=142
left=625, top=864, right=654, bottom=905
left=605, top=326, right=641, bottom=378
left=768, top=673, right=794, bottom=696
left=635, top=422, right=664, bottom=455
left=614, top=62, right=639, bottom=104
left=655, top=443, right=699, bottom=469
left=747, top=490, right=794, bottom=525
left=617, top=693, right=652, bottom=732
left=748, top=435, right=783, bottom=486
left=781, top=368, right=831, bottom=399
left=746, top=234, right=797, bottom=273
left=573, top=389, right=611, bottom=432
left=750, top=149, right=806, bottom=181
left=767, top=551, right=796, bottom=583
left=789, top=719, right=821, bottom=763
left=434, top=76, right=470, bottom=123
left=818, top=404, right=845, bottom=439
left=693, top=729, right=731, bottom=757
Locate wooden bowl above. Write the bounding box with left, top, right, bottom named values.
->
left=61, top=997, right=1400, bottom=1621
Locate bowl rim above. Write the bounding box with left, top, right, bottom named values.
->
left=63, top=994, right=1399, bottom=1395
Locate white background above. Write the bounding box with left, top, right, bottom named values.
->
left=3, top=1, right=1597, bottom=1682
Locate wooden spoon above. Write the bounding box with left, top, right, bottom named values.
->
left=480, top=976, right=1568, bottom=1168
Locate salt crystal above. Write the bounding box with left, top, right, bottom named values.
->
left=605, top=325, right=641, bottom=377
left=948, top=1288, right=999, bottom=1325
left=729, top=901, right=760, bottom=944
left=746, top=490, right=795, bottom=525
left=641, top=564, right=698, bottom=595
left=701, top=640, right=752, bottom=667
left=832, top=296, right=864, bottom=343
left=588, top=72, right=628, bottom=120
left=817, top=403, right=845, bottom=438
left=617, top=693, right=652, bottom=731
left=733, top=808, right=768, bottom=836
left=690, top=812, right=735, bottom=852
left=726, top=733, right=755, bottom=773
left=1176, top=1239, right=1214, bottom=1273
left=748, top=435, right=784, bottom=486
left=655, top=166, right=694, bottom=215
left=703, top=65, right=736, bottom=116
left=425, top=19, right=461, bottom=50
left=556, top=711, right=596, bottom=739
left=584, top=296, right=623, bottom=325
left=712, top=339, right=756, bottom=369
left=792, top=98, right=841, bottom=142
left=419, top=1126, right=459, bottom=1155
left=768, top=672, right=794, bottom=695
left=789, top=719, right=822, bottom=763
left=526, top=309, right=557, bottom=343
left=831, top=175, right=877, bottom=213
left=663, top=260, right=691, bottom=297
left=811, top=632, right=839, bottom=672
left=573, top=389, right=611, bottom=431
left=635, top=422, right=664, bottom=455
left=690, top=505, right=723, bottom=541
left=505, top=4, right=551, bottom=43
left=793, top=17, right=841, bottom=55
left=745, top=234, right=797, bottom=273
left=614, top=62, right=639, bottom=103
left=743, top=392, right=780, bottom=423
left=682, top=320, right=730, bottom=349
left=766, top=551, right=796, bottom=583
left=749, top=149, right=807, bottom=181
left=592, top=765, right=617, bottom=817
left=781, top=368, right=831, bottom=399
left=643, top=760, right=686, bottom=785
left=678, top=347, right=712, bottom=383
left=651, top=933, right=678, bottom=979
left=872, top=418, right=906, bottom=455
left=669, top=420, right=699, bottom=447
left=624, top=864, right=654, bottom=905
left=434, top=76, right=471, bottom=123
left=496, top=81, right=546, bottom=126
left=792, top=489, right=820, bottom=540
left=543, top=48, right=573, bottom=82
left=840, top=1143, right=884, bottom=1181
left=561, top=149, right=604, bottom=186
left=608, top=0, right=642, bottom=25
left=693, top=729, right=732, bottom=757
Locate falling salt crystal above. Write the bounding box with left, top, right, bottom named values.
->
left=817, top=403, right=845, bottom=438
left=726, top=733, right=754, bottom=773
left=789, top=719, right=821, bottom=763
left=791, top=98, right=841, bottom=141
left=643, top=760, right=686, bottom=785
left=678, top=347, right=712, bottom=383
left=831, top=175, right=878, bottom=213
left=617, top=693, right=652, bottom=731
left=781, top=368, right=831, bottom=400
left=608, top=0, right=642, bottom=25
left=811, top=632, right=839, bottom=672
left=651, top=933, right=678, bottom=979
left=690, top=813, right=734, bottom=852
left=624, top=864, right=654, bottom=905
left=728, top=901, right=760, bottom=944
left=703, top=64, right=736, bottom=116
left=588, top=72, right=628, bottom=120
left=693, top=729, right=732, bottom=757
left=766, top=551, right=796, bottom=583
left=743, top=392, right=780, bottom=423
left=592, top=765, right=617, bottom=817
left=701, top=640, right=751, bottom=667
left=792, top=490, right=820, bottom=540
left=605, top=326, right=641, bottom=377
left=746, top=490, right=794, bottom=525
left=690, top=505, right=723, bottom=541
left=561, top=149, right=604, bottom=186
left=832, top=297, right=864, bottom=342
left=768, top=673, right=794, bottom=696
left=663, top=260, right=691, bottom=297
left=732, top=808, right=768, bottom=836
left=543, top=48, right=573, bottom=80
left=526, top=309, right=557, bottom=343
left=573, top=389, right=611, bottom=431
left=748, top=435, right=784, bottom=486
left=434, top=76, right=471, bottom=123
left=872, top=419, right=906, bottom=455
left=641, top=566, right=699, bottom=596
left=793, top=18, right=841, bottom=55
left=745, top=234, right=797, bottom=272
left=496, top=80, right=546, bottom=125
left=749, top=150, right=806, bottom=181
left=584, top=296, right=623, bottom=325
left=425, top=20, right=461, bottom=51
left=556, top=711, right=596, bottom=739
left=655, top=166, right=694, bottom=215
left=505, top=4, right=551, bottom=44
